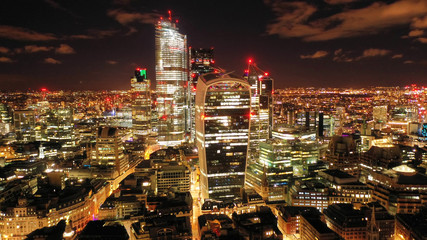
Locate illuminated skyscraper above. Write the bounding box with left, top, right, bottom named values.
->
left=195, top=71, right=251, bottom=200
left=155, top=13, right=188, bottom=146
left=246, top=60, right=274, bottom=163
left=188, top=48, right=215, bottom=142
left=131, top=68, right=151, bottom=142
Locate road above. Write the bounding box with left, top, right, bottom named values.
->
left=190, top=167, right=202, bottom=240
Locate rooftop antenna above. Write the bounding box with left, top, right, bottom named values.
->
left=168, top=10, right=172, bottom=21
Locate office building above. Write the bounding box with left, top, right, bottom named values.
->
left=326, top=135, right=359, bottom=176
left=156, top=165, right=191, bottom=194
left=155, top=13, right=188, bottom=147
left=13, top=109, right=36, bottom=142
left=0, top=103, right=12, bottom=135
left=130, top=68, right=151, bottom=141
left=90, top=126, right=128, bottom=176
left=195, top=71, right=251, bottom=200
left=373, top=105, right=387, bottom=123
left=246, top=128, right=319, bottom=201
left=364, top=164, right=427, bottom=214
left=324, top=204, right=367, bottom=240
left=188, top=47, right=215, bottom=142
left=275, top=206, right=321, bottom=235
left=246, top=60, right=273, bottom=163
left=395, top=208, right=427, bottom=240
left=300, top=214, right=338, bottom=240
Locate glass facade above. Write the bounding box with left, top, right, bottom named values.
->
left=246, top=129, right=320, bottom=201
left=246, top=63, right=273, bottom=164
left=196, top=74, right=251, bottom=200
left=131, top=68, right=151, bottom=141
left=155, top=17, right=188, bottom=146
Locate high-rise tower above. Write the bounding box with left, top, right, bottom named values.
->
left=155, top=12, right=188, bottom=147
left=245, top=60, right=274, bottom=163
left=188, top=48, right=215, bottom=142
left=195, top=71, right=251, bottom=201
left=131, top=68, right=151, bottom=142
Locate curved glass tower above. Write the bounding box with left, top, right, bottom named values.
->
left=155, top=16, right=188, bottom=146
left=195, top=72, right=251, bottom=200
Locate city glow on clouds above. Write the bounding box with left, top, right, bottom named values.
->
left=0, top=57, right=13, bottom=63
left=333, top=48, right=395, bottom=62
left=300, top=50, right=329, bottom=59
left=55, top=44, right=75, bottom=54
left=108, top=9, right=161, bottom=26
left=0, top=25, right=57, bottom=41
left=266, top=0, right=427, bottom=41
left=0, top=47, right=10, bottom=54
left=44, top=57, right=62, bottom=64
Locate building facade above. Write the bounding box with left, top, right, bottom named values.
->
left=155, top=15, right=188, bottom=147
left=195, top=72, right=251, bottom=200
left=131, top=68, right=151, bottom=142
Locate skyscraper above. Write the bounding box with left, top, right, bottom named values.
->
left=131, top=68, right=151, bottom=142
left=188, top=48, right=215, bottom=142
left=195, top=71, right=251, bottom=200
left=155, top=13, right=188, bottom=147
left=246, top=60, right=274, bottom=163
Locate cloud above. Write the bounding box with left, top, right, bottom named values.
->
left=55, top=44, right=75, bottom=54
left=359, top=48, right=391, bottom=58
left=392, top=54, right=403, bottom=59
left=69, top=34, right=95, bottom=40
left=333, top=48, right=392, bottom=62
left=0, top=47, right=10, bottom=54
left=404, top=60, right=414, bottom=64
left=23, top=45, right=53, bottom=53
left=266, top=0, right=427, bottom=41
left=300, top=50, right=329, bottom=59
left=87, top=29, right=119, bottom=38
left=68, top=29, right=119, bottom=40
left=0, top=57, right=14, bottom=63
left=333, top=48, right=354, bottom=62
left=411, top=16, right=427, bottom=29
left=106, top=60, right=118, bottom=65
left=324, top=0, right=358, bottom=5
left=108, top=9, right=162, bottom=25
left=408, top=29, right=424, bottom=37
left=0, top=25, right=56, bottom=41
left=44, top=57, right=61, bottom=64
left=417, top=37, right=427, bottom=43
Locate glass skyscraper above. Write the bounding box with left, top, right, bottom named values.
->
left=246, top=61, right=273, bottom=164
left=195, top=72, right=251, bottom=201
left=131, top=68, right=151, bottom=142
left=155, top=15, right=188, bottom=146
left=188, top=48, right=215, bottom=142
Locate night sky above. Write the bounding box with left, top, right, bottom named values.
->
left=0, top=0, right=427, bottom=90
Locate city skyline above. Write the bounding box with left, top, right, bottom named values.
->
left=1, top=0, right=427, bottom=91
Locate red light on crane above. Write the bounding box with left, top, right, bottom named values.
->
left=248, top=59, right=252, bottom=63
